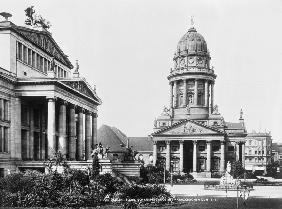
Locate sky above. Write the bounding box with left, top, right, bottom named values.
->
left=2, top=0, right=282, bottom=142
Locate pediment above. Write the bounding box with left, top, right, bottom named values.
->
left=60, top=80, right=101, bottom=104
left=14, top=26, right=73, bottom=69
left=153, top=120, right=223, bottom=136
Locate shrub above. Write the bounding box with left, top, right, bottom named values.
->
left=93, top=173, right=123, bottom=195
left=141, top=165, right=170, bottom=184
left=172, top=173, right=195, bottom=184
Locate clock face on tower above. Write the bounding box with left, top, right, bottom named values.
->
left=180, top=58, right=185, bottom=68
left=197, top=57, right=204, bottom=65
left=188, top=57, right=194, bottom=64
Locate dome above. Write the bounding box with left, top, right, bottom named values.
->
left=176, top=27, right=208, bottom=56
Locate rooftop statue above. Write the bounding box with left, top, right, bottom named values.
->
left=24, top=6, right=51, bottom=30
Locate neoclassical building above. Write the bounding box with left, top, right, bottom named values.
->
left=0, top=17, right=101, bottom=177
left=150, top=25, right=247, bottom=177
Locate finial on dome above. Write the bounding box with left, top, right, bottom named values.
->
left=190, top=16, right=194, bottom=27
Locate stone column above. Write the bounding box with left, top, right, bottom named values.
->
left=69, top=104, right=76, bottom=160
left=41, top=109, right=46, bottom=160
left=92, top=113, right=98, bottom=149
left=58, top=101, right=67, bottom=157
left=194, top=79, right=198, bottom=106
left=179, top=140, right=184, bottom=173
left=204, top=80, right=209, bottom=107
left=220, top=141, right=225, bottom=172
left=166, top=141, right=171, bottom=171
left=85, top=110, right=92, bottom=160
left=29, top=107, right=34, bottom=160
left=206, top=140, right=211, bottom=172
left=173, top=80, right=177, bottom=107
left=153, top=141, right=157, bottom=166
left=47, top=97, right=56, bottom=158
left=0, top=99, right=4, bottom=120
left=183, top=79, right=187, bottom=107
left=210, top=83, right=214, bottom=112
left=193, top=140, right=197, bottom=172
left=170, top=82, right=173, bottom=109
left=242, top=142, right=245, bottom=168
left=77, top=108, right=84, bottom=160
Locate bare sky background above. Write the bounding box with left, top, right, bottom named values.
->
left=2, top=0, right=282, bottom=142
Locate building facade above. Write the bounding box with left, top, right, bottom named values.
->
left=245, top=132, right=272, bottom=172
left=150, top=25, right=247, bottom=177
left=0, top=18, right=101, bottom=177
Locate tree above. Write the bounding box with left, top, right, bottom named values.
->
left=231, top=161, right=244, bottom=178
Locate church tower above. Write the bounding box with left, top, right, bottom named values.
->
left=169, top=24, right=216, bottom=120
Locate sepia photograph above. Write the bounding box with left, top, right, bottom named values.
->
left=0, top=0, right=282, bottom=208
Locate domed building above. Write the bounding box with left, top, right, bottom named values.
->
left=150, top=25, right=247, bottom=177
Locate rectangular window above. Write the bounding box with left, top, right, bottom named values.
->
left=64, top=70, right=66, bottom=78
left=171, top=145, right=179, bottom=152
left=37, top=54, right=40, bottom=69
left=0, top=99, right=3, bottom=120
left=32, top=51, right=36, bottom=67
left=21, top=106, right=29, bottom=126
left=198, top=145, right=205, bottom=151
left=4, top=100, right=8, bottom=121
left=17, top=42, right=23, bottom=60
left=28, top=49, right=32, bottom=65
left=34, top=109, right=40, bottom=128
left=40, top=57, right=44, bottom=71
left=255, top=151, right=257, bottom=154
left=23, top=45, right=27, bottom=63
left=0, top=127, right=3, bottom=152
left=228, top=146, right=234, bottom=152
left=4, top=127, right=8, bottom=152
left=212, top=145, right=220, bottom=152
left=44, top=59, right=47, bottom=73
left=158, top=145, right=166, bottom=152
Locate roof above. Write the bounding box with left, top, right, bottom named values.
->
left=0, top=21, right=73, bottom=69
left=225, top=122, right=245, bottom=130
left=152, top=119, right=225, bottom=136
left=128, top=137, right=153, bottom=151
left=97, top=125, right=127, bottom=152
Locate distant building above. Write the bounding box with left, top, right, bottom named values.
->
left=245, top=132, right=272, bottom=172
left=272, top=142, right=282, bottom=166
left=0, top=15, right=101, bottom=177
left=150, top=24, right=247, bottom=177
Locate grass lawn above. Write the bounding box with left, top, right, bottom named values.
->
left=101, top=196, right=282, bottom=209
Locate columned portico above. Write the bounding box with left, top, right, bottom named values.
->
left=194, top=80, right=198, bottom=106
left=173, top=81, right=177, bottom=107
left=242, top=142, right=245, bottom=168
left=220, top=141, right=225, bottom=172
left=183, top=80, right=187, bottom=107
left=92, top=113, right=97, bottom=148
left=47, top=97, right=56, bottom=158
left=77, top=108, right=84, bottom=160
left=166, top=141, right=171, bottom=171
left=85, top=110, right=92, bottom=160
left=206, top=140, right=211, bottom=172
left=153, top=141, right=157, bottom=166
left=193, top=140, right=197, bottom=172
left=69, top=104, right=76, bottom=160
left=179, top=140, right=184, bottom=172
left=204, top=80, right=209, bottom=107
left=58, top=101, right=67, bottom=156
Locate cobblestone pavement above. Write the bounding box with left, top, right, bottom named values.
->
left=166, top=185, right=282, bottom=198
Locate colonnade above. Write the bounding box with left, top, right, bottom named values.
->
left=170, top=79, right=214, bottom=110
left=153, top=140, right=225, bottom=172
left=47, top=97, right=97, bottom=160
